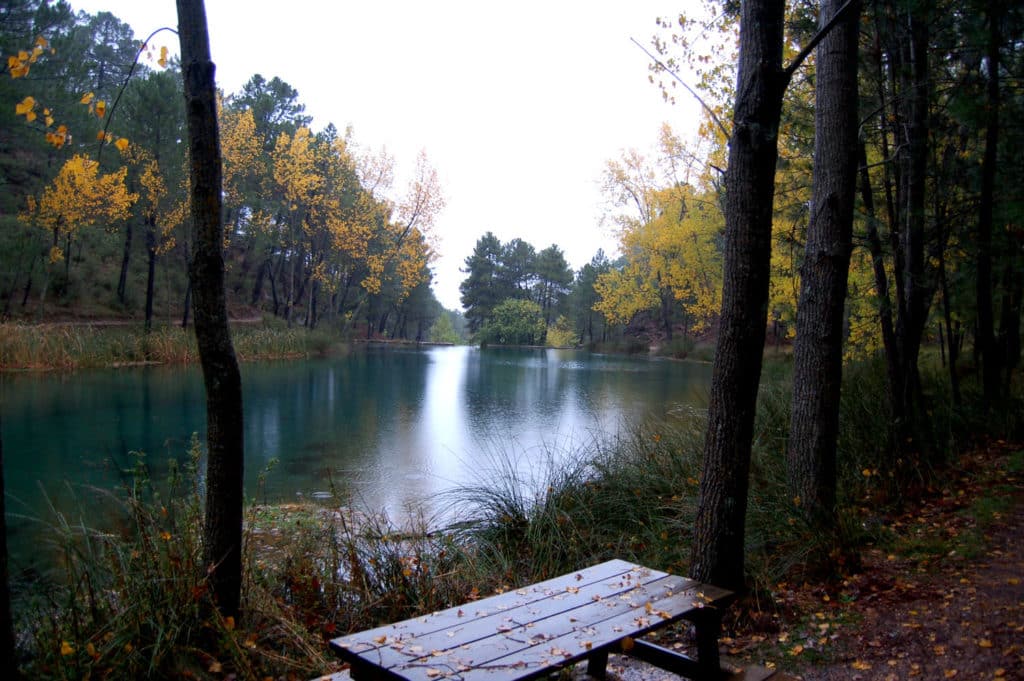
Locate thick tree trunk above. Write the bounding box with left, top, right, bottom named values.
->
left=690, top=0, right=787, bottom=592
left=787, top=0, right=861, bottom=533
left=177, top=0, right=245, bottom=618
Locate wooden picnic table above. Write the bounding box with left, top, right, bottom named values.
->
left=329, top=559, right=737, bottom=681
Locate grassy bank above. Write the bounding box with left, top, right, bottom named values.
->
left=0, top=320, right=345, bottom=370
left=8, top=357, right=1022, bottom=678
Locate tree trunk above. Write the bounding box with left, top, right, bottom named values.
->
left=976, top=0, right=1002, bottom=405
left=0, top=414, right=20, bottom=679
left=893, top=6, right=932, bottom=441
left=250, top=257, right=269, bottom=307
left=690, top=0, right=787, bottom=592
left=858, top=141, right=902, bottom=423
left=117, top=221, right=133, bottom=304
left=181, top=273, right=192, bottom=329
left=787, top=0, right=861, bottom=534
left=144, top=221, right=157, bottom=333
left=999, top=260, right=1022, bottom=391
left=176, top=0, right=245, bottom=618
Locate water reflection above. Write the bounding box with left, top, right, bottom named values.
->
left=2, top=346, right=710, bottom=544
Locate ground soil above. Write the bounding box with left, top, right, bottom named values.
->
left=596, top=442, right=1024, bottom=681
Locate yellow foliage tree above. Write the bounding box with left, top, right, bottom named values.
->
left=596, top=124, right=723, bottom=337
left=20, top=154, right=137, bottom=308
left=595, top=184, right=723, bottom=334
left=23, top=154, right=137, bottom=263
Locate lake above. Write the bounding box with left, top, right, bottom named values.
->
left=2, top=345, right=710, bottom=546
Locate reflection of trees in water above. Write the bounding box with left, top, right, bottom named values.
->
left=4, top=346, right=710, bottom=538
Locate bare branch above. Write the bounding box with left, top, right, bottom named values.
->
left=630, top=38, right=731, bottom=142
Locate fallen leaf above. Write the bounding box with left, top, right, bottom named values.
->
left=851, top=660, right=872, bottom=671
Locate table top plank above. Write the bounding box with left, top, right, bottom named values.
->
left=331, top=560, right=657, bottom=658
left=330, top=560, right=733, bottom=681
left=387, top=577, right=732, bottom=681
left=359, top=567, right=677, bottom=672
left=464, top=581, right=733, bottom=681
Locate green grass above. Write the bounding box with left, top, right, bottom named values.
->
left=0, top=321, right=344, bottom=370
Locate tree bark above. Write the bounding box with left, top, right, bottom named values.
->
left=144, top=219, right=157, bottom=333
left=117, top=221, right=133, bottom=304
left=787, top=0, right=861, bottom=534
left=0, top=414, right=20, bottom=679
left=893, top=6, right=932, bottom=440
left=177, top=0, right=245, bottom=618
left=977, top=0, right=1002, bottom=406
left=690, top=0, right=787, bottom=592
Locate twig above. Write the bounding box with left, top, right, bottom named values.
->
left=630, top=38, right=731, bottom=142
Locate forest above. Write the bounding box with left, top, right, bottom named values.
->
left=1, top=1, right=456, bottom=343
left=1, top=0, right=1023, bottom=678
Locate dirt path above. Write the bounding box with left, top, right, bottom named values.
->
left=590, top=443, right=1024, bottom=681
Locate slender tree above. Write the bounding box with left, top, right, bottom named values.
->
left=0, top=414, right=18, bottom=679
left=690, top=0, right=788, bottom=591
left=176, top=0, right=245, bottom=617
left=786, top=0, right=861, bottom=534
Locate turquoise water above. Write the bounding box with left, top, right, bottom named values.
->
left=2, top=345, right=710, bottom=542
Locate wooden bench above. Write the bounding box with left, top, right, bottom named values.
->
left=329, top=559, right=756, bottom=681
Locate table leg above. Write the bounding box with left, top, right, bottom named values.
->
left=587, top=648, right=609, bottom=679
left=690, top=607, right=722, bottom=679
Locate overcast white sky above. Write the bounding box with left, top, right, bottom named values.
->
left=70, top=1, right=703, bottom=310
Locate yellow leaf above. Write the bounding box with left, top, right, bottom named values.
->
left=160, top=531, right=171, bottom=541
left=978, top=639, right=993, bottom=648
left=80, top=92, right=95, bottom=105
left=15, top=96, right=35, bottom=116
left=209, top=660, right=223, bottom=673
left=95, top=100, right=106, bottom=117
left=944, top=670, right=957, bottom=679
left=25, top=110, right=36, bottom=122
left=115, top=137, right=130, bottom=153
left=96, top=130, right=107, bottom=141
left=45, top=115, right=54, bottom=127
left=790, top=644, right=804, bottom=656
left=862, top=468, right=872, bottom=477
left=851, top=660, right=872, bottom=671
left=61, top=640, right=75, bottom=656
left=35, top=35, right=48, bottom=48
left=158, top=45, right=169, bottom=68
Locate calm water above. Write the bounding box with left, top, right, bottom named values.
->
left=2, top=345, right=710, bottom=542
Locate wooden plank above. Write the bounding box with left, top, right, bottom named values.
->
left=330, top=560, right=653, bottom=657
left=390, top=575, right=729, bottom=681
left=349, top=566, right=677, bottom=672
left=330, top=561, right=734, bottom=681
